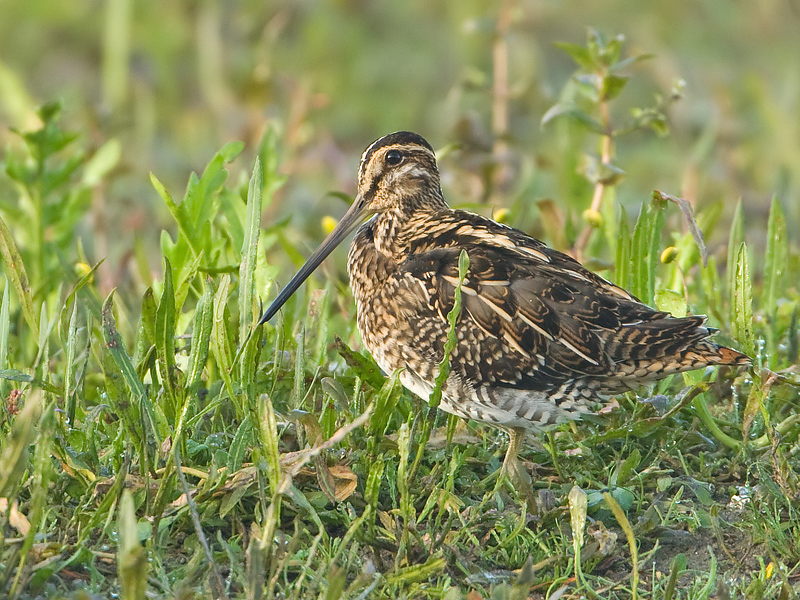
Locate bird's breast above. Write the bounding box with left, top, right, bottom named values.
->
left=347, top=223, right=398, bottom=306
left=347, top=223, right=433, bottom=375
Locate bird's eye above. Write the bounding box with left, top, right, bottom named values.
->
left=385, top=149, right=403, bottom=165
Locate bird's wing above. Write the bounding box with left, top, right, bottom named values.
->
left=398, top=229, right=709, bottom=390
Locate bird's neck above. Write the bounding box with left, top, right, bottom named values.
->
left=372, top=193, right=448, bottom=258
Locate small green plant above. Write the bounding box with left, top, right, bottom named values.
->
left=2, top=101, right=119, bottom=302
left=542, top=29, right=683, bottom=262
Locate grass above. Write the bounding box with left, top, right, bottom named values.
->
left=1, top=13, right=800, bottom=600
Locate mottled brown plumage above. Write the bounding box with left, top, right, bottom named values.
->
left=260, top=131, right=750, bottom=479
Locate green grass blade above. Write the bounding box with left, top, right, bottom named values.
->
left=59, top=259, right=103, bottom=326
left=150, top=172, right=182, bottom=231
left=664, top=553, right=687, bottom=600
left=187, top=278, right=214, bottom=394
left=293, top=326, right=306, bottom=409
left=726, top=199, right=744, bottom=321
left=696, top=549, right=717, bottom=599
left=604, top=491, right=639, bottom=600
left=0, top=279, right=9, bottom=399
left=0, top=391, right=39, bottom=498
left=228, top=414, right=253, bottom=473
left=155, top=258, right=178, bottom=419
left=0, top=216, right=38, bottom=340
left=701, top=255, right=723, bottom=324
left=384, top=555, right=447, bottom=587
left=239, top=156, right=263, bottom=342
left=8, top=395, right=54, bottom=597
left=185, top=141, right=244, bottom=231
left=742, top=374, right=766, bottom=441
left=308, top=288, right=330, bottom=368
left=409, top=249, right=469, bottom=480
left=396, top=421, right=413, bottom=568
left=117, top=491, right=148, bottom=600
left=367, top=369, right=404, bottom=456
left=102, top=290, right=161, bottom=459
left=258, top=125, right=287, bottom=202
left=630, top=200, right=664, bottom=304
left=333, top=335, right=385, bottom=388
left=100, top=344, right=139, bottom=444
left=630, top=204, right=648, bottom=301
left=647, top=200, right=666, bottom=304
left=0, top=369, right=60, bottom=395
left=34, top=301, right=52, bottom=383
left=211, top=275, right=236, bottom=406
left=429, top=249, right=469, bottom=409
left=239, top=324, right=261, bottom=412
left=173, top=250, right=204, bottom=315
left=764, top=197, right=786, bottom=318
left=256, top=393, right=282, bottom=496
left=174, top=278, right=215, bottom=450
left=237, top=158, right=265, bottom=404
left=764, top=197, right=787, bottom=366
left=138, top=287, right=157, bottom=361
left=732, top=242, right=756, bottom=358
left=64, top=300, right=79, bottom=425
left=615, top=204, right=630, bottom=290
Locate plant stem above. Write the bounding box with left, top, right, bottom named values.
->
left=574, top=94, right=613, bottom=261
left=490, top=0, right=513, bottom=204
left=692, top=394, right=742, bottom=450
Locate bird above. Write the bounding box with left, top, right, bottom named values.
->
left=258, top=131, right=750, bottom=483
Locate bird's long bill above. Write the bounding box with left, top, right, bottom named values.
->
left=258, top=194, right=368, bottom=325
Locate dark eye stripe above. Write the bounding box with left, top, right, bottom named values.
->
left=365, top=173, right=382, bottom=200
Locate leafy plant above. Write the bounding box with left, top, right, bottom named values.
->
left=2, top=101, right=119, bottom=302
left=542, top=29, right=683, bottom=262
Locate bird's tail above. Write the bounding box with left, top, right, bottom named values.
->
left=705, top=343, right=751, bottom=367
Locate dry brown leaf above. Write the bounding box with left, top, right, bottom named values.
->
left=215, top=466, right=257, bottom=495
left=170, top=493, right=189, bottom=508
left=378, top=510, right=396, bottom=534
left=94, top=474, right=159, bottom=498
left=160, top=435, right=172, bottom=457
left=30, top=542, right=64, bottom=562
left=9, top=501, right=30, bottom=535
left=0, top=499, right=31, bottom=536
left=328, top=464, right=357, bottom=501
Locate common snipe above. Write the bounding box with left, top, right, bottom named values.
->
left=259, top=131, right=750, bottom=481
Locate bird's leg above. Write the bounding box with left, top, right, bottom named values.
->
left=500, top=427, right=531, bottom=488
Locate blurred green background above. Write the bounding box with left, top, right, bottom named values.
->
left=1, top=0, right=798, bottom=289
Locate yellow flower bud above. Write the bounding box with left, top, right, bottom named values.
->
left=660, top=247, right=679, bottom=264
left=75, top=262, right=93, bottom=281
left=493, top=208, right=510, bottom=223
left=321, top=216, right=338, bottom=236
left=582, top=209, right=603, bottom=228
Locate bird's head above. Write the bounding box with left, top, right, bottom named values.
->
left=258, top=131, right=441, bottom=325
left=355, top=131, right=442, bottom=214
